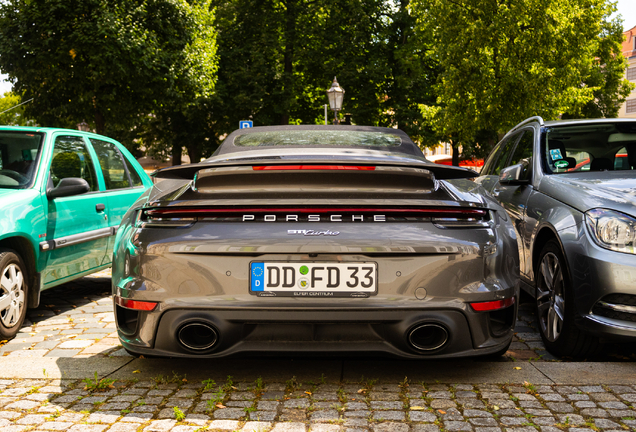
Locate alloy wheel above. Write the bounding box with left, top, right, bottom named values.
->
left=0, top=263, right=25, bottom=328
left=537, top=252, right=565, bottom=342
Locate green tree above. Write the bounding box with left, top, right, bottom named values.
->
left=208, top=0, right=437, bottom=144
left=0, top=92, right=36, bottom=126
left=563, top=16, right=634, bottom=119
left=209, top=0, right=392, bottom=135
left=415, top=0, right=632, bottom=165
left=0, top=0, right=217, bottom=137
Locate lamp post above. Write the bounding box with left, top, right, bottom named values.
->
left=326, top=76, right=345, bottom=125
left=77, top=121, right=90, bottom=132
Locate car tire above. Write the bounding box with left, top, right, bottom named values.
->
left=0, top=249, right=28, bottom=339
left=535, top=240, right=599, bottom=358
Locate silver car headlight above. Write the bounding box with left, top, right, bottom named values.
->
left=585, top=209, right=636, bottom=255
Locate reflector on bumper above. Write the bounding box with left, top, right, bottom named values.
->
left=115, top=296, right=158, bottom=311
left=470, top=297, right=515, bottom=312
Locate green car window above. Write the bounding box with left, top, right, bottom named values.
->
left=0, top=131, right=43, bottom=189
left=123, top=156, right=144, bottom=187
left=50, top=135, right=98, bottom=191
left=90, top=138, right=131, bottom=190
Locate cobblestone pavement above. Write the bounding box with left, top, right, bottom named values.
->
left=1, top=375, right=636, bottom=431
left=1, top=269, right=635, bottom=362
left=0, top=269, right=124, bottom=359
left=0, top=270, right=635, bottom=431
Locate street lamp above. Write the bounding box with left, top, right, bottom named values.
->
left=77, top=121, right=90, bottom=132
left=326, top=76, right=345, bottom=125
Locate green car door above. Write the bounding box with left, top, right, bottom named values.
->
left=87, top=137, right=149, bottom=264
left=42, top=134, right=110, bottom=287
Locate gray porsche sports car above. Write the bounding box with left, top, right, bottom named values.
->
left=112, top=125, right=519, bottom=358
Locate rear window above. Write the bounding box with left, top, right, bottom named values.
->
left=234, top=130, right=402, bottom=147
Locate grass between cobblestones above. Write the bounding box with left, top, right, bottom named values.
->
left=0, top=375, right=635, bottom=432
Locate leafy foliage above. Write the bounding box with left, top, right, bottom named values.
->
left=208, top=0, right=438, bottom=142
left=415, top=0, right=633, bottom=160
left=0, top=92, right=36, bottom=126
left=0, top=0, right=217, bottom=137
left=0, top=0, right=631, bottom=166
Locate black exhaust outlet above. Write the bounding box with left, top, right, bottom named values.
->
left=408, top=323, right=449, bottom=351
left=177, top=322, right=218, bottom=351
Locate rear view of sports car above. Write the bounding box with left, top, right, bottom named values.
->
left=112, top=126, right=519, bottom=359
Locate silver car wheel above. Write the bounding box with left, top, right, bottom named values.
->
left=537, top=252, right=565, bottom=342
left=0, top=263, right=25, bottom=328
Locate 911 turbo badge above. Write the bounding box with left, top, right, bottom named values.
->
left=287, top=229, right=340, bottom=236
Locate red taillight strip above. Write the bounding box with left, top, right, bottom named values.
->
left=252, top=165, right=375, bottom=171
left=145, top=207, right=488, bottom=217
left=470, top=297, right=515, bottom=312
left=115, top=296, right=158, bottom=311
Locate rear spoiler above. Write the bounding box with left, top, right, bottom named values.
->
left=153, top=159, right=478, bottom=181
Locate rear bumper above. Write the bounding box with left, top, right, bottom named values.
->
left=116, top=302, right=517, bottom=359
left=113, top=210, right=520, bottom=358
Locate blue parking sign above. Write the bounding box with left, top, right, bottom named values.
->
left=239, top=120, right=253, bottom=129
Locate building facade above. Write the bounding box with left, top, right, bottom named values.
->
left=619, top=25, right=636, bottom=118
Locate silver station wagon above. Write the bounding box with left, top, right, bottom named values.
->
left=477, top=117, right=636, bottom=358
left=112, top=126, right=520, bottom=359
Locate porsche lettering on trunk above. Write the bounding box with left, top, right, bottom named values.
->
left=242, top=214, right=386, bottom=222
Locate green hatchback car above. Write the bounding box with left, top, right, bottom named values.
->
left=0, top=127, right=152, bottom=339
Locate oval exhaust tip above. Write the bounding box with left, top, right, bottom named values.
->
left=178, top=323, right=218, bottom=351
left=408, top=323, right=449, bottom=351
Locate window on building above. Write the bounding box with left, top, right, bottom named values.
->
left=627, top=67, right=636, bottom=81
left=627, top=99, right=636, bottom=114
left=444, top=143, right=450, bottom=155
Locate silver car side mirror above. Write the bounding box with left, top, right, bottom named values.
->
left=499, top=163, right=529, bottom=185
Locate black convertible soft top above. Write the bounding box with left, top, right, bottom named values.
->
left=213, top=125, right=422, bottom=157
left=155, top=125, right=478, bottom=180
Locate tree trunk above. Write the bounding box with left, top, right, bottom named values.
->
left=186, top=143, right=202, bottom=165
left=280, top=0, right=295, bottom=125
left=393, top=0, right=410, bottom=132
left=451, top=141, right=460, bottom=167
left=94, top=110, right=105, bottom=135
left=171, top=144, right=182, bottom=166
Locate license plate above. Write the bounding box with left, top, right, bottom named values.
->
left=249, top=262, right=377, bottom=297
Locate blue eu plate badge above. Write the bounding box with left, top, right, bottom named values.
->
left=251, top=263, right=264, bottom=291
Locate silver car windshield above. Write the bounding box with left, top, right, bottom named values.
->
left=543, top=123, right=636, bottom=174
left=234, top=130, right=402, bottom=147
left=0, top=131, right=44, bottom=189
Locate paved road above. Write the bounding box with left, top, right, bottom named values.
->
left=0, top=271, right=634, bottom=431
